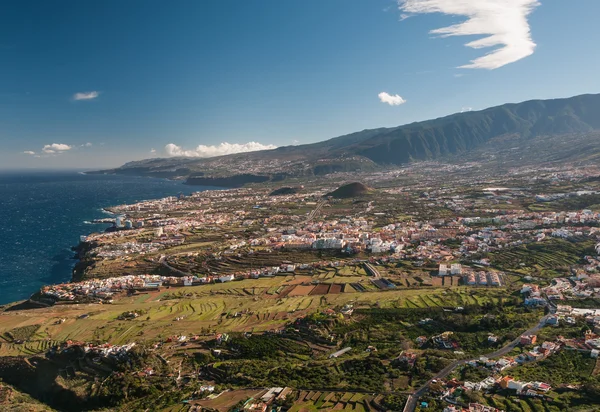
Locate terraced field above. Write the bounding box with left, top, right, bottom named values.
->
left=0, top=275, right=508, bottom=355
left=490, top=239, right=595, bottom=278
left=289, top=391, right=374, bottom=411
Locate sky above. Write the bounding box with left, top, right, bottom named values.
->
left=1, top=0, right=599, bottom=169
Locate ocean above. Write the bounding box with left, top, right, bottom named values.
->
left=0, top=170, right=210, bottom=305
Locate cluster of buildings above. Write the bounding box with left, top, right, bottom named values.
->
left=40, top=274, right=217, bottom=302
left=443, top=404, right=503, bottom=412
left=415, top=331, right=459, bottom=350
left=438, top=263, right=463, bottom=276
left=462, top=335, right=560, bottom=377
left=77, top=180, right=600, bottom=296
left=237, top=387, right=291, bottom=412
left=556, top=305, right=600, bottom=337
left=48, top=340, right=137, bottom=365
left=438, top=375, right=552, bottom=411
left=463, top=271, right=502, bottom=287
left=522, top=268, right=600, bottom=307
left=431, top=321, right=600, bottom=411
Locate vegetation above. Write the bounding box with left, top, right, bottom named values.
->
left=326, top=182, right=375, bottom=198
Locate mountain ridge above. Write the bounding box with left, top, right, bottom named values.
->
left=94, top=93, right=600, bottom=186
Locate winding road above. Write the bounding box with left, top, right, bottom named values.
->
left=403, top=310, right=553, bottom=412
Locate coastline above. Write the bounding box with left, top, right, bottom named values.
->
left=0, top=171, right=191, bottom=306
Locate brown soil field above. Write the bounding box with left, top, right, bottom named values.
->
left=431, top=277, right=443, bottom=287
left=278, top=285, right=296, bottom=298
left=309, top=284, right=330, bottom=295
left=328, top=284, right=342, bottom=294
left=288, top=276, right=313, bottom=285
left=288, top=285, right=315, bottom=297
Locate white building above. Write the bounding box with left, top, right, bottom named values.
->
left=507, top=380, right=528, bottom=392
left=451, top=263, right=462, bottom=275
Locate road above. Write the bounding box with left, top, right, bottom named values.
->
left=363, top=263, right=381, bottom=279
left=158, top=254, right=192, bottom=277
left=403, top=311, right=552, bottom=412
left=304, top=200, right=326, bottom=223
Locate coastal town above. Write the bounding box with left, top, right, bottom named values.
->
left=3, top=161, right=600, bottom=412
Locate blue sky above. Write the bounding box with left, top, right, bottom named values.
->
left=1, top=0, right=599, bottom=169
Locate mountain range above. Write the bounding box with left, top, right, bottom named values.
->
left=96, top=93, right=600, bottom=186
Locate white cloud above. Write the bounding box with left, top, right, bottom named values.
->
left=84, top=142, right=92, bottom=147
left=73, top=91, right=99, bottom=101
left=23, top=151, right=36, bottom=155
left=378, top=92, right=407, bottom=106
left=165, top=142, right=278, bottom=158
left=42, top=143, right=72, bottom=154
left=150, top=148, right=157, bottom=154
left=461, top=107, right=473, bottom=113
left=398, top=0, right=540, bottom=69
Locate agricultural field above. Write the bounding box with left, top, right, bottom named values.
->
left=289, top=391, right=375, bottom=411
left=0, top=271, right=509, bottom=356
left=490, top=239, right=596, bottom=280
left=190, top=389, right=266, bottom=412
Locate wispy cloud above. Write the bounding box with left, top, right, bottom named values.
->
left=150, top=148, right=157, bottom=154
left=378, top=92, right=407, bottom=106
left=398, top=0, right=540, bottom=69
left=461, top=107, right=473, bottom=113
left=23, top=151, right=36, bottom=155
left=165, top=142, right=277, bottom=158
left=42, top=143, right=72, bottom=154
left=73, top=91, right=99, bottom=101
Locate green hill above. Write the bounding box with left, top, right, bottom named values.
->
left=326, top=182, right=374, bottom=198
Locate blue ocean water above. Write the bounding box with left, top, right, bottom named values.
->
left=0, top=170, right=207, bottom=305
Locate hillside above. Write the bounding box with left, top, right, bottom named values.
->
left=326, top=182, right=374, bottom=198
left=95, top=93, right=600, bottom=185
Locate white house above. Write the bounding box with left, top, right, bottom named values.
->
left=507, top=380, right=528, bottom=392
left=218, top=274, right=235, bottom=283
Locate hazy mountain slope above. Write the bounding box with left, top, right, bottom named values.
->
left=99, top=93, right=600, bottom=183
left=346, top=93, right=600, bottom=164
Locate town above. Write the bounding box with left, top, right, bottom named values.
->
left=2, top=160, right=600, bottom=412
